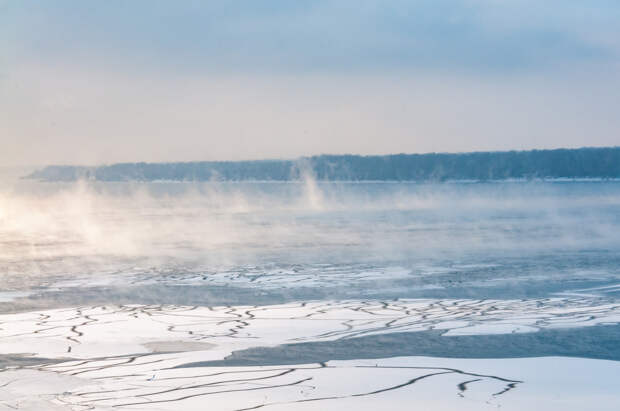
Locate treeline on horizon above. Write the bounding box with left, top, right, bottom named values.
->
left=26, top=147, right=620, bottom=182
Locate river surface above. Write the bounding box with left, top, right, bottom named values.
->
left=1, top=179, right=619, bottom=307
left=1, top=178, right=619, bottom=410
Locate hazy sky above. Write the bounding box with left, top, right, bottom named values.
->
left=1, top=0, right=619, bottom=166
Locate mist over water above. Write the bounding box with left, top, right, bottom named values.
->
left=2, top=170, right=620, bottom=410
left=1, top=172, right=620, bottom=304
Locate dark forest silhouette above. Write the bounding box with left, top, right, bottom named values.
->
left=27, top=147, right=620, bottom=182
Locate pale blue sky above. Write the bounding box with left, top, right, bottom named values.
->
left=1, top=1, right=619, bottom=165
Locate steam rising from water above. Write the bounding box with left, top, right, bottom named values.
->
left=1, top=172, right=620, bottom=291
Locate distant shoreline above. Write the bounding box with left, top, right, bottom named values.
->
left=25, top=146, right=620, bottom=182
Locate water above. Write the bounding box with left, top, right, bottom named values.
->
left=1, top=178, right=619, bottom=309
left=2, top=177, right=620, bottom=409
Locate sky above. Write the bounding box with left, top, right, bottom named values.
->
left=1, top=0, right=619, bottom=166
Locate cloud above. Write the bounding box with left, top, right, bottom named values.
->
left=1, top=1, right=618, bottom=74
left=1, top=1, right=619, bottom=166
